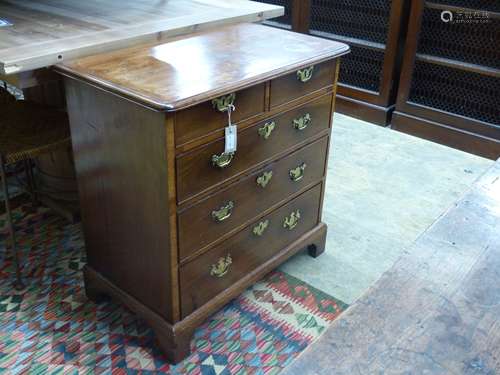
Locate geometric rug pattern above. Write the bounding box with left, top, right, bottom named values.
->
left=0, top=205, right=347, bottom=374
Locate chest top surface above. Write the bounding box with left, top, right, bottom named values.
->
left=56, top=23, right=349, bottom=111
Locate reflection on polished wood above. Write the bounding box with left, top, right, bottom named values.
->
left=56, top=23, right=349, bottom=110
left=0, top=0, right=283, bottom=75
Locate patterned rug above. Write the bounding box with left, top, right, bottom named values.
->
left=0, top=205, right=348, bottom=374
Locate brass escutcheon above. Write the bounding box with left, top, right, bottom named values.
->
left=293, top=113, right=311, bottom=131
left=210, top=254, right=232, bottom=278
left=296, top=66, right=315, bottom=83
left=212, top=201, right=234, bottom=222
left=283, top=209, right=301, bottom=230
left=289, top=163, right=307, bottom=182
left=253, top=219, right=269, bottom=236
left=212, top=93, right=236, bottom=112
left=256, top=170, right=273, bottom=188
left=258, top=121, right=276, bottom=139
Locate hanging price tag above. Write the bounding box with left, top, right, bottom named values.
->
left=224, top=104, right=237, bottom=154
left=225, top=125, right=237, bottom=153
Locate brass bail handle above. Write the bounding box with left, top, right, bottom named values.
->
left=212, top=200, right=235, bottom=222
left=212, top=152, right=234, bottom=168
left=256, top=170, right=273, bottom=188
left=297, top=66, right=315, bottom=83
left=212, top=93, right=236, bottom=112
left=258, top=121, right=276, bottom=140
left=211, top=103, right=237, bottom=169
left=210, top=254, right=232, bottom=278
left=253, top=219, right=269, bottom=236
left=293, top=113, right=311, bottom=131
left=289, top=163, right=307, bottom=182
left=283, top=209, right=301, bottom=230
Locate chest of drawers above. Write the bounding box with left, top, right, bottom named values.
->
left=56, top=23, right=349, bottom=363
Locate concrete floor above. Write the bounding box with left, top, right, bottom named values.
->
left=280, top=113, right=493, bottom=304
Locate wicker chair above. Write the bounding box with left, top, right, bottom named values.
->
left=0, top=85, right=71, bottom=289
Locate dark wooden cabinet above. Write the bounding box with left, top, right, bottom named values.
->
left=56, top=24, right=349, bottom=363
left=392, top=1, right=500, bottom=159
left=256, top=0, right=410, bottom=126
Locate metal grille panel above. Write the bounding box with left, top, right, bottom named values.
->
left=338, top=45, right=384, bottom=92
left=418, top=7, right=500, bottom=68
left=310, top=0, right=392, bottom=44
left=429, top=1, right=500, bottom=12
left=408, top=61, right=500, bottom=125
left=253, top=0, right=292, bottom=26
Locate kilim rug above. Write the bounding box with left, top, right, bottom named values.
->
left=0, top=204, right=348, bottom=374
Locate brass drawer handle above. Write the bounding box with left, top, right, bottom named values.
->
left=210, top=254, right=232, bottom=278
left=296, top=66, right=315, bottom=83
left=289, top=163, right=307, bottom=182
left=212, top=152, right=234, bottom=168
left=212, top=93, right=236, bottom=112
left=253, top=219, right=269, bottom=236
left=283, top=209, right=301, bottom=230
left=258, top=121, right=276, bottom=139
left=293, top=113, right=311, bottom=131
left=212, top=201, right=234, bottom=222
left=256, top=170, right=273, bottom=188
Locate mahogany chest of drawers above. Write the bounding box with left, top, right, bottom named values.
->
left=55, top=23, right=349, bottom=363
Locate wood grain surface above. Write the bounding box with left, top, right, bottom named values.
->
left=282, top=159, right=500, bottom=374
left=178, top=136, right=329, bottom=262
left=64, top=77, right=177, bottom=321
left=175, top=83, right=266, bottom=146
left=180, top=184, right=323, bottom=317
left=55, top=23, right=349, bottom=110
left=176, top=93, right=333, bottom=203
left=0, top=0, right=283, bottom=75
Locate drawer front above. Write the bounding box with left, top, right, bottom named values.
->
left=175, top=83, right=266, bottom=146
left=180, top=184, right=322, bottom=317
left=176, top=94, right=332, bottom=203
left=178, top=136, right=329, bottom=260
left=270, top=60, right=336, bottom=108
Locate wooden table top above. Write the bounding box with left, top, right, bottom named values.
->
left=282, top=159, right=500, bottom=374
left=0, top=0, right=282, bottom=75
left=56, top=23, right=349, bottom=111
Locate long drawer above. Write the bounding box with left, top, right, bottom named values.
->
left=174, top=83, right=266, bottom=147
left=180, top=183, right=323, bottom=317
left=178, top=136, right=329, bottom=261
left=176, top=94, right=332, bottom=203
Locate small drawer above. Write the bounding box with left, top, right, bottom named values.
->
left=176, top=94, right=332, bottom=203
left=175, top=83, right=266, bottom=147
left=180, top=184, right=322, bottom=317
left=270, top=60, right=337, bottom=108
left=178, top=136, right=329, bottom=260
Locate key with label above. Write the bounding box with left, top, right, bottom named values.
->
left=225, top=104, right=237, bottom=154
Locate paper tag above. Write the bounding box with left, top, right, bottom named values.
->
left=225, top=124, right=237, bottom=153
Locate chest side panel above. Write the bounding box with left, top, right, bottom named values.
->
left=64, top=78, right=175, bottom=321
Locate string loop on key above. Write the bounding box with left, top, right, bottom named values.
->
left=226, top=104, right=236, bottom=125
